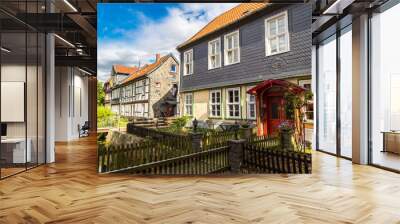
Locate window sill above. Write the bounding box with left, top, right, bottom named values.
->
left=265, top=49, right=290, bottom=57
left=224, top=61, right=240, bottom=67
left=207, top=66, right=222, bottom=71
left=225, top=117, right=241, bottom=120
left=209, top=116, right=222, bottom=119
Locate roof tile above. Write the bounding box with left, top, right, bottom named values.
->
left=121, top=55, right=170, bottom=84
left=113, top=65, right=139, bottom=75
left=178, top=3, right=268, bottom=48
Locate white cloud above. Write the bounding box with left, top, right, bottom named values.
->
left=97, top=3, right=239, bottom=81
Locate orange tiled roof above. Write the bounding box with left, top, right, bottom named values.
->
left=178, top=3, right=268, bottom=49
left=113, top=64, right=138, bottom=75
left=121, top=55, right=170, bottom=84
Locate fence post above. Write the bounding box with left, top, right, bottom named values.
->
left=242, top=128, right=252, bottom=140
left=228, top=139, right=245, bottom=174
left=280, top=130, right=294, bottom=151
left=191, top=133, right=203, bottom=152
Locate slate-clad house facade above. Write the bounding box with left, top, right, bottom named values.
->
left=177, top=3, right=312, bottom=131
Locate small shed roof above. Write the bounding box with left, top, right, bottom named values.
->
left=247, top=79, right=305, bottom=95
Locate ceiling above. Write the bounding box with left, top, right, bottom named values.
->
left=0, top=0, right=97, bottom=75
left=311, top=0, right=390, bottom=41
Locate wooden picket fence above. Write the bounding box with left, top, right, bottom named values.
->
left=98, top=139, right=198, bottom=173
left=99, top=124, right=312, bottom=174
left=202, top=129, right=244, bottom=150
left=126, top=123, right=192, bottom=150
left=247, top=135, right=281, bottom=147
left=105, top=146, right=230, bottom=175
left=242, top=137, right=311, bottom=174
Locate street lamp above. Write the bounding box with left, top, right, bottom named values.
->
left=193, top=118, right=198, bottom=133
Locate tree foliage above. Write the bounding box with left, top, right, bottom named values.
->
left=283, top=89, right=313, bottom=152
left=170, top=116, right=190, bottom=133
left=97, top=81, right=105, bottom=106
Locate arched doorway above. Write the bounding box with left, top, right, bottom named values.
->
left=248, top=79, right=305, bottom=136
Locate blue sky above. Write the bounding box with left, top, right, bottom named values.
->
left=98, top=4, right=178, bottom=40
left=97, top=3, right=238, bottom=81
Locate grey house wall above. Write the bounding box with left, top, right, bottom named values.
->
left=179, top=4, right=311, bottom=92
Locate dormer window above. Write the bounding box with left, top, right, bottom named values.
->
left=208, top=38, right=221, bottom=70
left=265, top=11, right=290, bottom=56
left=224, top=30, right=240, bottom=65
left=184, top=49, right=193, bottom=76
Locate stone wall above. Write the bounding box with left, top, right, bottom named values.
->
left=148, top=57, right=179, bottom=118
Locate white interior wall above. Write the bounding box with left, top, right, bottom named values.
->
left=1, top=65, right=26, bottom=139
left=54, top=67, right=89, bottom=141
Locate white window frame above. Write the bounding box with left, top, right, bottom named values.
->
left=299, top=79, right=312, bottom=89
left=183, top=49, right=193, bottom=76
left=208, top=38, right=221, bottom=70
left=226, top=87, right=241, bottom=119
left=184, top=93, right=193, bottom=116
left=246, top=86, right=256, bottom=120
left=209, top=89, right=222, bottom=117
left=265, top=11, right=290, bottom=56
left=224, top=30, right=240, bottom=66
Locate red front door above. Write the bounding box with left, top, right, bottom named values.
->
left=264, top=96, right=286, bottom=136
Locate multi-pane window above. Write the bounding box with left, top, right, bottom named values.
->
left=265, top=11, right=289, bottom=56
left=112, top=89, right=120, bottom=99
left=247, top=87, right=256, bottom=120
left=209, top=90, right=221, bottom=117
left=135, top=103, right=143, bottom=117
left=135, top=79, right=147, bottom=100
left=124, top=104, right=131, bottom=116
left=132, top=83, right=136, bottom=100
left=184, top=49, right=193, bottom=75
left=184, top=93, right=193, bottom=116
left=226, top=88, right=240, bottom=118
left=224, top=31, right=240, bottom=65
left=208, top=38, right=221, bottom=69
left=135, top=81, right=143, bottom=96
left=125, top=85, right=130, bottom=98
left=144, top=79, right=149, bottom=100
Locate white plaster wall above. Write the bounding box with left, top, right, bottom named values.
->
left=1, top=63, right=46, bottom=164
left=55, top=67, right=89, bottom=141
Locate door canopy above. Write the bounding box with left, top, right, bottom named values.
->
left=247, top=79, right=305, bottom=96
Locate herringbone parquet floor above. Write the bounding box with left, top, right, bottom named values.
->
left=1, top=136, right=400, bottom=224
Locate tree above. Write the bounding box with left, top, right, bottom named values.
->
left=97, top=81, right=105, bottom=106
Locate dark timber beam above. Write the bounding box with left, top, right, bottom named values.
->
left=55, top=55, right=96, bottom=71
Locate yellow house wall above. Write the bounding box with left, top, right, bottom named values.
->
left=179, top=76, right=311, bottom=123
left=193, top=90, right=209, bottom=120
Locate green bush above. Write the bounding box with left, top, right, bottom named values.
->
left=118, top=116, right=129, bottom=128
left=97, top=106, right=117, bottom=128
left=97, top=132, right=108, bottom=142
left=169, top=116, right=190, bottom=133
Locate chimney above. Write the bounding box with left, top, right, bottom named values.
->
left=156, top=53, right=161, bottom=62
